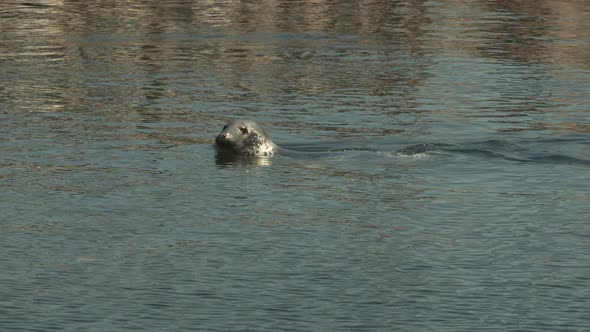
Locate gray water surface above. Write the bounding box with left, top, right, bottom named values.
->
left=1, top=1, right=590, bottom=331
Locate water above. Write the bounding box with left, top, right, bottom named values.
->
left=1, top=0, right=589, bottom=331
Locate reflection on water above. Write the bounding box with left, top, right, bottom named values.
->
left=2, top=1, right=590, bottom=331
left=214, top=149, right=273, bottom=167
left=1, top=0, right=588, bottom=137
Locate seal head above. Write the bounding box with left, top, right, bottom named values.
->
left=215, top=120, right=278, bottom=158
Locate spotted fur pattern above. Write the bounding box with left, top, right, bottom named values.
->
left=215, top=120, right=277, bottom=157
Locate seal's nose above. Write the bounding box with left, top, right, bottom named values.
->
left=215, top=133, right=231, bottom=146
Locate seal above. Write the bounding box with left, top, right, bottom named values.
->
left=215, top=120, right=378, bottom=165
left=215, top=119, right=278, bottom=158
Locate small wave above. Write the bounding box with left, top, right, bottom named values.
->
left=397, top=143, right=453, bottom=155
left=396, top=140, right=590, bottom=166
left=526, top=154, right=590, bottom=166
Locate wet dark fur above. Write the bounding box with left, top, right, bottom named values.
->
left=215, top=120, right=276, bottom=158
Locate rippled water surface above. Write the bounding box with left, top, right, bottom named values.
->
left=2, top=1, right=590, bottom=331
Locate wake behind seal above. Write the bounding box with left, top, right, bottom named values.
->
left=214, top=119, right=379, bottom=165
left=215, top=119, right=278, bottom=158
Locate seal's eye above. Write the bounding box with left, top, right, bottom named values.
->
left=222, top=125, right=228, bottom=130
left=239, top=127, right=249, bottom=134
